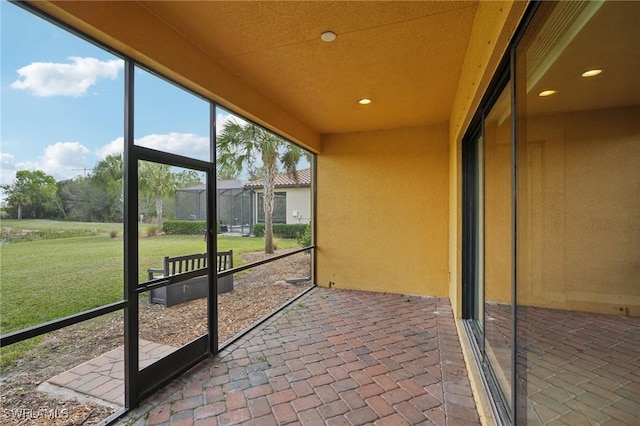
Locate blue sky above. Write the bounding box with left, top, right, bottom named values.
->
left=1, top=1, right=251, bottom=187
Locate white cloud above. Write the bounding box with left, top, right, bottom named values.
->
left=40, top=142, right=90, bottom=174
left=216, top=112, right=247, bottom=136
left=11, top=57, right=123, bottom=97
left=94, top=114, right=246, bottom=160
left=97, top=133, right=210, bottom=160
left=0, top=153, right=18, bottom=185
left=137, top=133, right=209, bottom=157
left=96, top=137, right=124, bottom=160
left=0, top=142, right=91, bottom=186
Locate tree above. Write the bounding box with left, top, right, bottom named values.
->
left=1, top=184, right=30, bottom=220
left=217, top=121, right=307, bottom=253
left=247, top=165, right=267, bottom=181
left=174, top=169, right=202, bottom=189
left=58, top=177, right=112, bottom=222
left=92, top=154, right=123, bottom=194
left=89, top=155, right=201, bottom=226
left=138, top=162, right=179, bottom=233
left=52, top=181, right=68, bottom=219
left=91, top=154, right=124, bottom=222
left=1, top=170, right=57, bottom=219
left=216, top=163, right=240, bottom=180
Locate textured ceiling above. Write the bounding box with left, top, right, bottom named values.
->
left=137, top=1, right=479, bottom=134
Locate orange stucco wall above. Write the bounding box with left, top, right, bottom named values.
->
left=316, top=124, right=449, bottom=296
left=315, top=2, right=527, bottom=303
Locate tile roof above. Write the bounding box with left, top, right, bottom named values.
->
left=180, top=180, right=246, bottom=191
left=244, top=167, right=311, bottom=188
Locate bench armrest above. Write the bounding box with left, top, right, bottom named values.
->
left=147, top=268, right=165, bottom=280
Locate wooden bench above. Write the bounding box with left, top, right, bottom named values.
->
left=148, top=251, right=233, bottom=307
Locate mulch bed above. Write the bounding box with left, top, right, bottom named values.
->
left=0, top=250, right=311, bottom=425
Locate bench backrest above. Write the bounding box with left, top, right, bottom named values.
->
left=163, top=250, right=233, bottom=276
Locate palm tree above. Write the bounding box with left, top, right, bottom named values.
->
left=138, top=161, right=178, bottom=233
left=92, top=154, right=124, bottom=221
left=4, top=190, right=30, bottom=220
left=217, top=121, right=307, bottom=254
left=93, top=154, right=124, bottom=192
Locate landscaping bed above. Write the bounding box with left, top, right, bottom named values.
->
left=0, top=250, right=311, bottom=425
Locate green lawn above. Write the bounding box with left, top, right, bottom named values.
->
left=0, top=220, right=298, bottom=335
left=1, top=218, right=133, bottom=234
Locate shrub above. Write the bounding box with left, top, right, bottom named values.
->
left=0, top=228, right=100, bottom=243
left=109, top=230, right=118, bottom=239
left=297, top=223, right=312, bottom=248
left=252, top=223, right=265, bottom=237
left=162, top=220, right=207, bottom=235
left=146, top=225, right=157, bottom=237
left=252, top=223, right=308, bottom=239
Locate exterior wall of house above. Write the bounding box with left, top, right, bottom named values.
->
left=284, top=187, right=311, bottom=225
left=251, top=187, right=311, bottom=225
left=316, top=124, right=449, bottom=297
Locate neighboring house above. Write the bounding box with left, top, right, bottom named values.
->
left=175, top=180, right=252, bottom=232
left=244, top=168, right=311, bottom=225
left=174, top=183, right=207, bottom=220
left=175, top=171, right=310, bottom=230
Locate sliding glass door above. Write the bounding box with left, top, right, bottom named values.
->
left=463, top=81, right=513, bottom=423
left=464, top=2, right=639, bottom=424
left=514, top=1, right=640, bottom=423
left=483, top=84, right=513, bottom=416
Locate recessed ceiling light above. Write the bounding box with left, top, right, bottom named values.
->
left=538, top=90, right=557, bottom=97
left=358, top=98, right=372, bottom=105
left=582, top=69, right=603, bottom=77
left=320, top=31, right=337, bottom=42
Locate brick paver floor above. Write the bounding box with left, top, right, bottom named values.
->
left=482, top=303, right=640, bottom=424
left=39, top=340, right=176, bottom=407
left=117, top=287, right=480, bottom=425
left=516, top=306, right=640, bottom=425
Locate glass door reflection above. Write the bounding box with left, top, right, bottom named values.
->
left=483, top=84, right=513, bottom=412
